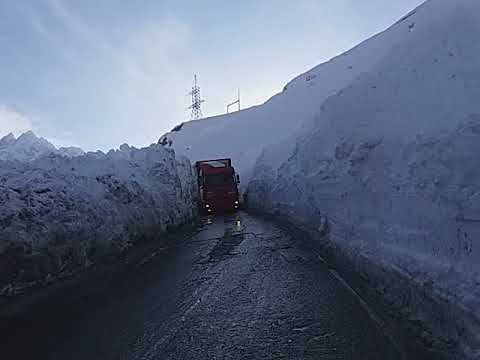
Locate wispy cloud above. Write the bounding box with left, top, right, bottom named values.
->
left=18, top=0, right=194, bottom=149
left=47, top=0, right=114, bottom=53
left=0, top=105, right=33, bottom=136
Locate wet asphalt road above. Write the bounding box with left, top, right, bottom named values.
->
left=29, top=212, right=400, bottom=359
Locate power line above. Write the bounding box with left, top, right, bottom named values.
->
left=227, top=88, right=241, bottom=114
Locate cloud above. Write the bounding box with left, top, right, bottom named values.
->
left=31, top=1, right=194, bottom=148
left=47, top=0, right=114, bottom=53
left=0, top=105, right=33, bottom=136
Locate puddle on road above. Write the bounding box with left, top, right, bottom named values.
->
left=202, top=216, right=214, bottom=226
left=196, top=213, right=248, bottom=263
left=205, top=232, right=246, bottom=263
left=235, top=220, right=242, bottom=231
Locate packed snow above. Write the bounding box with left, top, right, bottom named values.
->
left=0, top=143, right=196, bottom=295
left=0, top=131, right=85, bottom=162
left=246, top=0, right=480, bottom=358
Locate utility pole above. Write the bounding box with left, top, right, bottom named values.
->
left=227, top=88, right=241, bottom=114
left=188, top=74, right=205, bottom=120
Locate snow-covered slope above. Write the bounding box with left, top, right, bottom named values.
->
left=0, top=131, right=85, bottom=161
left=0, top=144, right=196, bottom=294
left=247, top=0, right=480, bottom=357
left=159, top=3, right=423, bottom=182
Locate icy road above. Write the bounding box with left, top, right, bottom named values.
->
left=10, top=213, right=401, bottom=359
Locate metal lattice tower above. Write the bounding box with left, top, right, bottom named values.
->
left=188, top=75, right=205, bottom=120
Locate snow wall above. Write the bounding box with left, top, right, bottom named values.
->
left=0, top=143, right=196, bottom=295
left=247, top=0, right=480, bottom=358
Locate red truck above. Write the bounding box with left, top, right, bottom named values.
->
left=195, top=159, right=240, bottom=214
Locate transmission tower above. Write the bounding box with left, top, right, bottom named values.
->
left=188, top=74, right=205, bottom=120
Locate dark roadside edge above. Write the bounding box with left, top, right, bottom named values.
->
left=0, top=220, right=200, bottom=359
left=248, top=209, right=462, bottom=360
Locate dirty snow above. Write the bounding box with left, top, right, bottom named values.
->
left=0, top=143, right=196, bottom=293
left=248, top=0, right=480, bottom=357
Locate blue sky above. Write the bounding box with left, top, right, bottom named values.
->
left=0, top=0, right=424, bottom=150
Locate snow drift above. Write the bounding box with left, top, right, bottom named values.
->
left=0, top=143, right=196, bottom=295
left=245, top=0, right=480, bottom=358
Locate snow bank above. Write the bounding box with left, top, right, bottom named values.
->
left=247, top=0, right=480, bottom=358
left=0, top=143, right=196, bottom=294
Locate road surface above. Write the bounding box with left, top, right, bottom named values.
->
left=8, top=212, right=401, bottom=359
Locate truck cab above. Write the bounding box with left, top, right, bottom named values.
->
left=195, top=159, right=240, bottom=214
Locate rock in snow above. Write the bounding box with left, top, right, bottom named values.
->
left=0, top=133, right=16, bottom=147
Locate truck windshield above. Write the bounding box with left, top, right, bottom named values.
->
left=205, top=174, right=234, bottom=187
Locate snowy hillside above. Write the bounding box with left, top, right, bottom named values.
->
left=0, top=131, right=85, bottom=162
left=247, top=0, right=480, bottom=358
left=159, top=2, right=418, bottom=182
left=0, top=144, right=196, bottom=295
